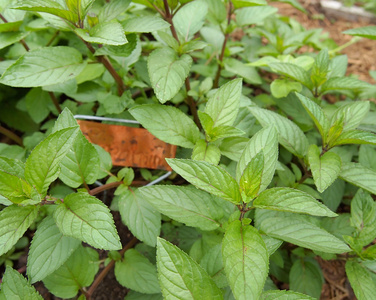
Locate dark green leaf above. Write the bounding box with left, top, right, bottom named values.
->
left=345, top=260, right=376, bottom=299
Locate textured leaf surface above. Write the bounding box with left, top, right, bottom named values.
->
left=129, top=104, right=200, bottom=148
left=27, top=216, right=80, bottom=283
left=269, top=63, right=312, bottom=88
left=0, top=170, right=37, bottom=204
left=75, top=21, right=127, bottom=45
left=0, top=32, right=28, bottom=50
left=42, top=245, right=99, bottom=299
left=122, top=16, right=170, bottom=33
left=261, top=290, right=315, bottom=299
left=339, top=162, right=376, bottom=194
left=219, top=137, right=249, bottom=161
left=0, top=205, right=39, bottom=256
left=148, top=47, right=192, bottom=103
left=200, top=244, right=227, bottom=288
left=346, top=260, right=376, bottom=300
left=308, top=145, right=342, bottom=193
left=248, top=107, right=308, bottom=157
left=98, top=0, right=131, bottom=22
left=191, top=140, right=221, bottom=165
left=205, top=78, right=242, bottom=127
left=330, top=101, right=370, bottom=132
left=59, top=133, right=100, bottom=188
left=1, top=267, right=43, bottom=300
left=236, top=6, right=277, bottom=26
left=255, top=209, right=350, bottom=253
left=54, top=193, right=121, bottom=250
left=236, top=126, right=278, bottom=196
left=321, top=77, right=372, bottom=94
left=24, top=127, right=79, bottom=196
left=118, top=188, right=161, bottom=247
left=157, top=238, right=223, bottom=299
left=167, top=159, right=241, bottom=204
left=115, top=249, right=160, bottom=294
left=239, top=151, right=264, bottom=200
left=343, top=26, right=376, bottom=39
left=139, top=185, right=222, bottom=231
left=331, top=130, right=376, bottom=146
left=0, top=47, right=85, bottom=87
left=254, top=187, right=336, bottom=217
left=222, top=220, right=269, bottom=300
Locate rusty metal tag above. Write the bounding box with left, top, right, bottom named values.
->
left=78, top=120, right=176, bottom=171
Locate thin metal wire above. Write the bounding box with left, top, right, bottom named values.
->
left=145, top=171, right=172, bottom=186
left=74, top=115, right=140, bottom=124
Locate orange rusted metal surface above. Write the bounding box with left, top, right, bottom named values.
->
left=77, top=120, right=176, bottom=171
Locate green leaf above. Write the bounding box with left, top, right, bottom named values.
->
left=222, top=220, right=269, bottom=300
left=98, top=0, right=131, bottom=22
left=321, top=77, right=372, bottom=95
left=139, top=185, right=222, bottom=231
left=11, top=0, right=77, bottom=23
left=202, top=0, right=227, bottom=25
left=157, top=238, right=223, bottom=299
left=75, top=21, right=127, bottom=45
left=346, top=260, right=376, bottom=300
left=320, top=179, right=345, bottom=212
left=148, top=47, right=192, bottom=103
left=295, top=93, right=329, bottom=140
left=0, top=21, right=23, bottom=32
left=115, top=249, right=160, bottom=294
left=208, top=126, right=245, bottom=142
left=51, top=107, right=79, bottom=133
left=59, top=133, right=100, bottom=188
left=42, top=245, right=99, bottom=299
left=351, top=189, right=376, bottom=246
left=310, top=49, right=329, bottom=88
left=25, top=88, right=51, bottom=123
left=0, top=47, right=85, bottom=87
left=330, top=101, right=370, bottom=132
left=205, top=78, right=242, bottom=128
left=236, top=126, right=278, bottom=195
left=239, top=151, right=264, bottom=201
left=65, top=0, right=95, bottom=19
left=254, top=187, right=337, bottom=217
left=1, top=267, right=43, bottom=300
left=129, top=104, right=200, bottom=148
left=269, top=63, right=312, bottom=89
left=200, top=244, right=227, bottom=288
left=54, top=192, right=121, bottom=250
left=232, top=0, right=267, bottom=8
left=192, top=140, right=221, bottom=165
left=95, top=34, right=137, bottom=57
left=330, top=130, right=376, bottom=147
left=236, top=6, right=277, bottom=26
left=0, top=205, right=39, bottom=256
left=248, top=106, right=309, bottom=157
left=27, top=216, right=80, bottom=283
left=24, top=127, right=79, bottom=196
left=0, top=157, right=24, bottom=178
left=166, top=158, right=241, bottom=204
left=261, top=290, right=315, bottom=300
left=122, top=16, right=170, bottom=33
left=224, top=58, right=262, bottom=85
left=273, top=0, right=306, bottom=12
left=172, top=0, right=208, bottom=42
left=124, top=291, right=163, bottom=300
left=308, top=145, right=342, bottom=193
left=0, top=32, right=28, bottom=50
left=219, top=137, right=250, bottom=161
left=118, top=188, right=161, bottom=247
left=255, top=209, right=351, bottom=253
left=343, top=26, right=376, bottom=40
left=289, top=258, right=323, bottom=299
left=270, top=79, right=302, bottom=98
left=339, top=162, right=376, bottom=195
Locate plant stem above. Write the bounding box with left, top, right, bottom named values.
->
left=213, top=0, right=233, bottom=88
left=0, top=125, right=23, bottom=146
left=86, top=237, right=138, bottom=299
left=89, top=181, right=123, bottom=196
left=81, top=40, right=126, bottom=96
left=48, top=91, right=62, bottom=113
left=46, top=30, right=60, bottom=47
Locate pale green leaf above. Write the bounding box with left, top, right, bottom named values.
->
left=122, top=16, right=170, bottom=33
left=248, top=106, right=309, bottom=157
left=254, top=187, right=336, bottom=217
left=219, top=137, right=250, bottom=161
left=208, top=125, right=245, bottom=142
left=54, top=192, right=121, bottom=250
left=270, top=79, right=302, bottom=98
left=261, top=290, right=315, bottom=300
left=0, top=32, right=28, bottom=50
left=173, top=0, right=208, bottom=42
left=24, top=127, right=79, bottom=196
left=27, top=216, right=80, bottom=283
left=129, top=104, right=200, bottom=148
left=115, top=249, right=160, bottom=294
left=255, top=209, right=350, bottom=253
left=205, top=78, right=242, bottom=127
left=339, top=162, right=376, bottom=194
left=224, top=58, right=262, bottom=84
left=98, top=0, right=131, bottom=22
left=269, top=62, right=312, bottom=88
left=1, top=267, right=43, bottom=300
left=0, top=156, right=24, bottom=178
left=59, top=133, right=100, bottom=188
left=139, top=185, right=222, bottom=231
left=308, top=145, right=342, bottom=193
left=118, top=188, right=161, bottom=247
left=42, top=245, right=99, bottom=299
left=330, top=101, right=370, bottom=132
left=236, top=6, right=277, bottom=26
left=75, top=21, right=127, bottom=45
left=192, top=140, right=221, bottom=165
left=222, top=220, right=269, bottom=300
left=232, top=0, right=267, bottom=8
left=166, top=158, right=241, bottom=204
left=343, top=26, right=376, bottom=40
left=321, top=77, right=372, bottom=94
left=157, top=238, right=223, bottom=299
left=359, top=145, right=376, bottom=171
left=0, top=170, right=38, bottom=204
left=202, top=0, right=227, bottom=25
left=0, top=47, right=85, bottom=87
left=346, top=260, right=376, bottom=300
left=0, top=205, right=39, bottom=256
left=331, top=130, right=376, bottom=146
left=148, top=47, right=192, bottom=103
left=236, top=126, right=278, bottom=196
left=200, top=244, right=227, bottom=288
left=320, top=179, right=345, bottom=212
left=239, top=151, right=264, bottom=200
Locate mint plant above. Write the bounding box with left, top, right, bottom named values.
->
left=0, top=0, right=376, bottom=299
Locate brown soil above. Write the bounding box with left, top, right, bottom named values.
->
left=271, top=0, right=376, bottom=84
